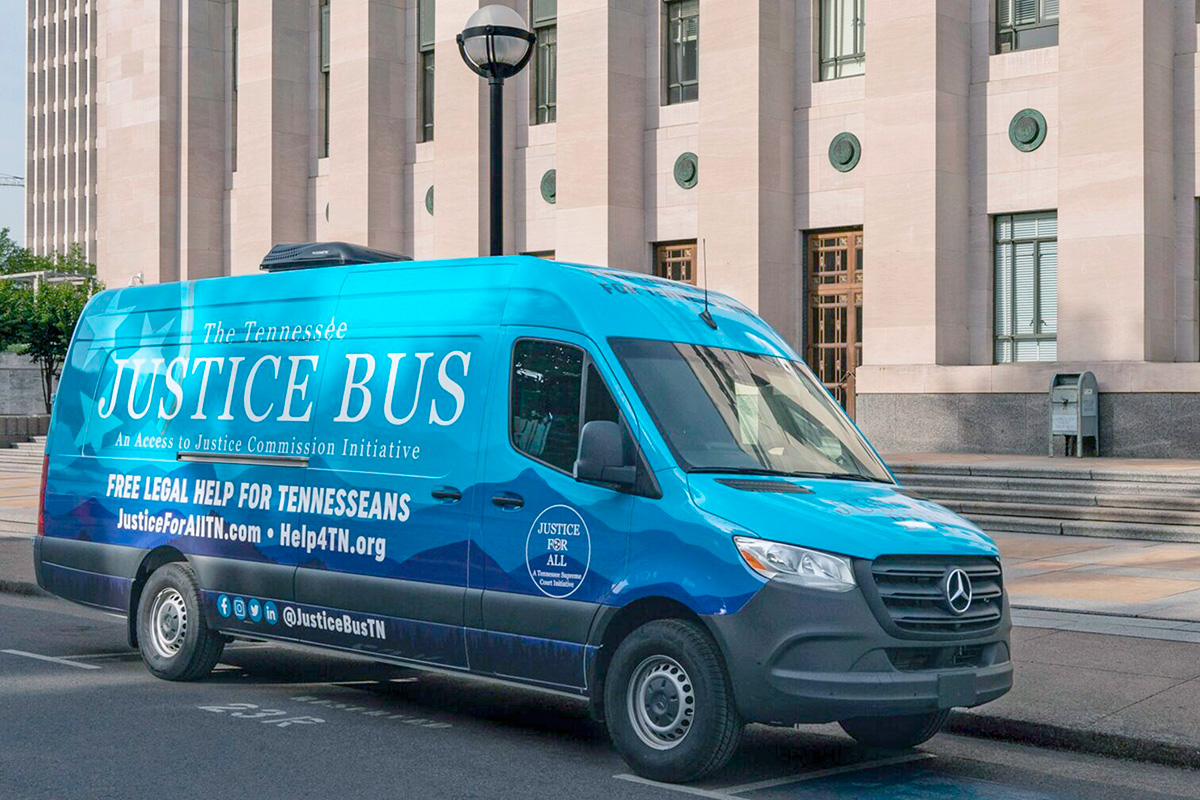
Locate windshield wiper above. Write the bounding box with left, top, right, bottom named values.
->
left=819, top=472, right=892, bottom=484
left=689, top=467, right=889, bottom=484
left=689, top=467, right=806, bottom=478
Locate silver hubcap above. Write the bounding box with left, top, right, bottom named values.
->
left=627, top=655, right=695, bottom=750
left=149, top=587, right=188, bottom=659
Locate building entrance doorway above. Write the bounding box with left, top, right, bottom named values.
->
left=807, top=229, right=863, bottom=418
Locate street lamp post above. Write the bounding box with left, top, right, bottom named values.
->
left=457, top=5, right=536, bottom=257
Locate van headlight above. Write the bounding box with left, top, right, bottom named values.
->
left=733, top=536, right=857, bottom=592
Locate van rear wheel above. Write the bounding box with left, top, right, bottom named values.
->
left=839, top=709, right=949, bottom=750
left=136, top=563, right=225, bottom=681
left=604, top=619, right=742, bottom=783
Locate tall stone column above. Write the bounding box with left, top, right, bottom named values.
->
left=325, top=0, right=407, bottom=252
left=179, top=0, right=230, bottom=280
left=697, top=0, right=797, bottom=343
left=96, top=0, right=182, bottom=286
left=433, top=0, right=488, bottom=258
left=1057, top=0, right=1175, bottom=361
left=862, top=0, right=969, bottom=365
left=555, top=0, right=646, bottom=267
left=230, top=0, right=311, bottom=274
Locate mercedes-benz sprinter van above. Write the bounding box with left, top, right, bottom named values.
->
left=33, top=253, right=1011, bottom=782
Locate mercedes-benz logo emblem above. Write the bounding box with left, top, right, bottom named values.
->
left=942, top=568, right=973, bottom=615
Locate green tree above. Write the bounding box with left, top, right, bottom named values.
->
left=0, top=227, right=34, bottom=275
left=0, top=229, right=104, bottom=413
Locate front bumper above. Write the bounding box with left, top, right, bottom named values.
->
left=704, top=579, right=1013, bottom=725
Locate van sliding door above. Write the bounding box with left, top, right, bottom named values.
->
left=292, top=266, right=498, bottom=669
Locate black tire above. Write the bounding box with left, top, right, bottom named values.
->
left=839, top=709, right=950, bottom=749
left=136, top=562, right=225, bottom=681
left=604, top=619, right=742, bottom=783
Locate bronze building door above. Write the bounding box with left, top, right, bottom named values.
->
left=807, top=230, right=863, bottom=418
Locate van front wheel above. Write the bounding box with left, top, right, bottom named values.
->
left=839, top=709, right=949, bottom=750
left=136, top=563, right=225, bottom=681
left=604, top=619, right=742, bottom=783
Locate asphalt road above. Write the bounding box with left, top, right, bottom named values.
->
left=2, top=594, right=1199, bottom=800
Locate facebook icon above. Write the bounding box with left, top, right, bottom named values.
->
left=216, top=594, right=231, bottom=619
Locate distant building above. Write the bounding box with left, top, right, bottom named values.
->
left=24, top=1, right=1200, bottom=456
left=25, top=0, right=97, bottom=260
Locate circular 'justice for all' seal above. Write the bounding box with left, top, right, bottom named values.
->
left=525, top=505, right=592, bottom=598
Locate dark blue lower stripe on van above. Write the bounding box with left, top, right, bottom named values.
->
left=464, top=627, right=591, bottom=690
left=203, top=590, right=594, bottom=692
left=203, top=590, right=469, bottom=669
left=40, top=562, right=131, bottom=612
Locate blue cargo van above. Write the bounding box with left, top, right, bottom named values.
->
left=33, top=253, right=1011, bottom=782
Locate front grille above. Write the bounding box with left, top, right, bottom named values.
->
left=869, top=556, right=1004, bottom=636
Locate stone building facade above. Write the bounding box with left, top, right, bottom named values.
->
left=25, top=0, right=1200, bottom=456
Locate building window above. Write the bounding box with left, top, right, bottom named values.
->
left=997, top=0, right=1058, bottom=53
left=531, top=0, right=556, bottom=124
left=418, top=0, right=435, bottom=142
left=818, top=0, right=865, bottom=81
left=654, top=241, right=697, bottom=284
left=995, top=212, right=1057, bottom=363
left=318, top=0, right=331, bottom=158
left=663, top=0, right=698, bottom=105
left=510, top=339, right=620, bottom=474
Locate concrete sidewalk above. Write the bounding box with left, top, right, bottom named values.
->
left=953, top=610, right=1200, bottom=767
left=0, top=536, right=38, bottom=595
left=997, top=530, right=1200, bottom=619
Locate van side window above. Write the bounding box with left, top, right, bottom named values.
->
left=511, top=339, right=622, bottom=474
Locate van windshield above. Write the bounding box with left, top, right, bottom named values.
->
left=611, top=339, right=892, bottom=483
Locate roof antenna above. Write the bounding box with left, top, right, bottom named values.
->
left=699, top=239, right=717, bottom=329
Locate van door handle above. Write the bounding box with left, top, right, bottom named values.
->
left=431, top=486, right=462, bottom=503
left=491, top=492, right=524, bottom=510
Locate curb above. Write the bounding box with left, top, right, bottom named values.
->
left=949, top=711, right=1200, bottom=771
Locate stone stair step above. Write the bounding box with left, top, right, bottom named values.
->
left=889, top=461, right=1200, bottom=486
left=899, top=473, right=1200, bottom=498
left=0, top=463, right=45, bottom=473
left=911, top=485, right=1200, bottom=512
left=965, top=513, right=1200, bottom=543
left=938, top=498, right=1200, bottom=527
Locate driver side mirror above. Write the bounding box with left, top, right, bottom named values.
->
left=575, top=421, right=636, bottom=489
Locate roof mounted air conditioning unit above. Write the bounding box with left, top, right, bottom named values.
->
left=260, top=241, right=411, bottom=272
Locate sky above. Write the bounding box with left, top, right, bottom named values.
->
left=0, top=1, right=24, bottom=244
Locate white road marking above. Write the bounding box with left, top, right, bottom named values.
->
left=1, top=649, right=101, bottom=670
left=67, top=643, right=270, bottom=661
left=331, top=680, right=387, bottom=686
left=68, top=651, right=139, bottom=660
left=614, top=752, right=936, bottom=799
left=613, top=775, right=739, bottom=800
left=718, top=752, right=936, bottom=794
